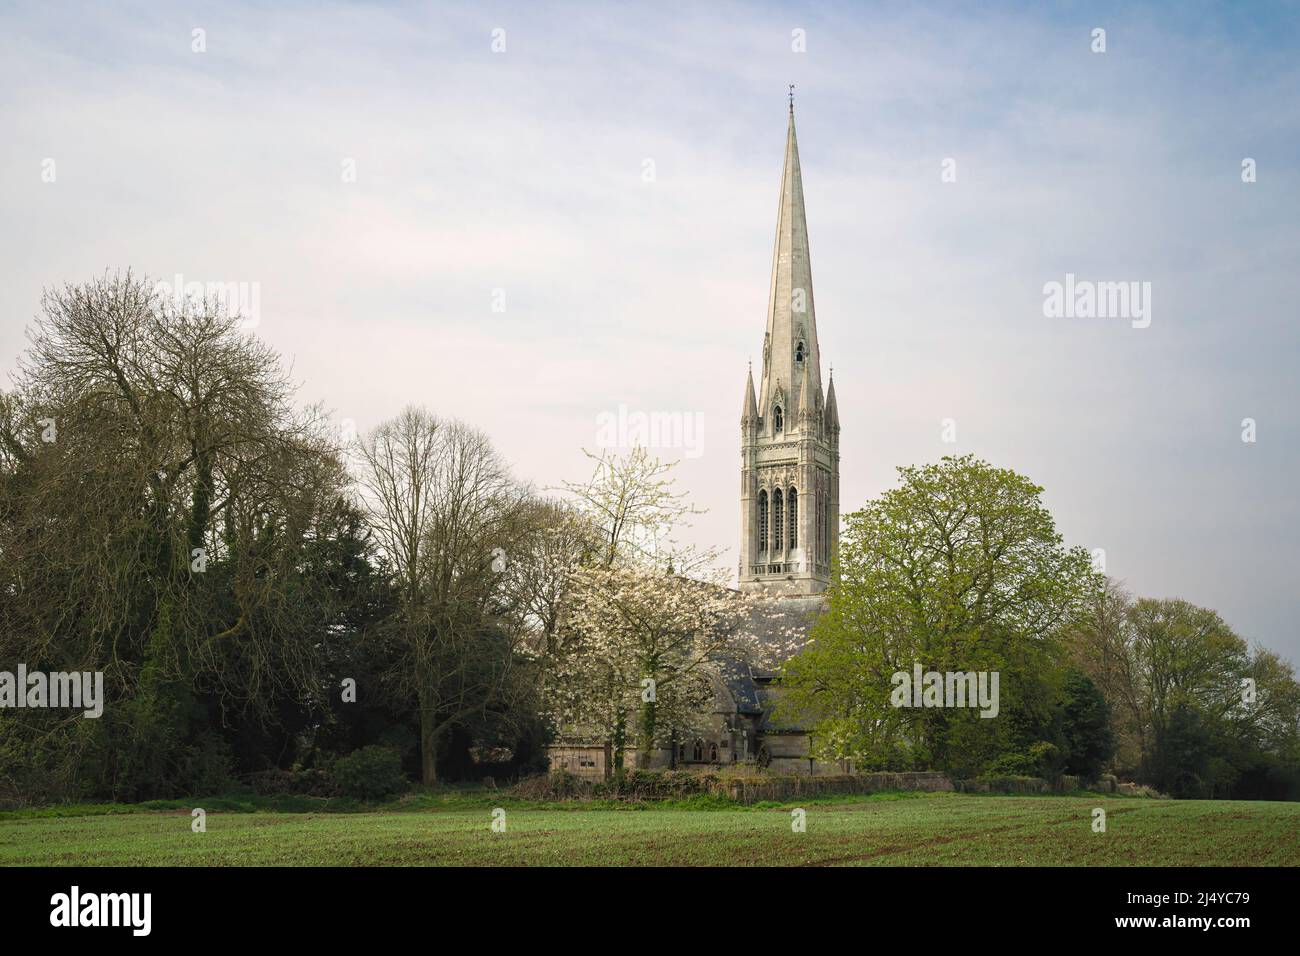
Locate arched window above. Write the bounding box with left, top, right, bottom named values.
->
left=692, top=739, right=704, bottom=761
left=773, top=405, right=783, bottom=433
left=788, top=488, right=798, bottom=549
left=757, top=490, right=768, bottom=553
left=795, top=341, right=805, bottom=364
left=818, top=495, right=828, bottom=562
left=815, top=493, right=822, bottom=562
left=772, top=489, right=783, bottom=552
left=709, top=743, right=718, bottom=762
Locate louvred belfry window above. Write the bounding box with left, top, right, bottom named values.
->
left=773, top=489, right=783, bottom=551
left=788, top=488, right=798, bottom=549
left=819, top=495, right=828, bottom=561
left=757, top=490, right=768, bottom=553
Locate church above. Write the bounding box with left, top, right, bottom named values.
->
left=722, top=95, right=843, bottom=774
left=548, top=100, right=846, bottom=778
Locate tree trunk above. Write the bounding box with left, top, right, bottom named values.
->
left=638, top=696, right=657, bottom=768
left=419, top=689, right=438, bottom=785
left=612, top=708, right=626, bottom=777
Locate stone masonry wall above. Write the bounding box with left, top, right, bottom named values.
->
left=714, top=771, right=953, bottom=805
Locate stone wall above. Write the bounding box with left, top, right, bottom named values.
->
left=547, top=745, right=609, bottom=781
left=541, top=757, right=1130, bottom=800
left=762, top=732, right=854, bottom=776
left=1092, top=774, right=1119, bottom=793
left=722, top=772, right=1125, bottom=803
left=714, top=771, right=953, bottom=805
left=955, top=776, right=1049, bottom=794
left=955, top=773, right=1124, bottom=794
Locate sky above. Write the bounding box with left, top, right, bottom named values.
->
left=1, top=1, right=1298, bottom=662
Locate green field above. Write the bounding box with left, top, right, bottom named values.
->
left=3, top=791, right=1299, bottom=866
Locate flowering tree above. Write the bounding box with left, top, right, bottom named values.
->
left=559, top=446, right=715, bottom=573
left=549, top=563, right=791, bottom=770
left=540, top=447, right=804, bottom=772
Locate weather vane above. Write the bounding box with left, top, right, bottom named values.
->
left=788, top=84, right=795, bottom=111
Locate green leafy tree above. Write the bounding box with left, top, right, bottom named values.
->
left=1058, top=667, right=1115, bottom=779
left=779, top=455, right=1100, bottom=774
left=1071, top=590, right=1300, bottom=797
left=1151, top=702, right=1213, bottom=798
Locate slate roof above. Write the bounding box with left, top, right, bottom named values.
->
left=742, top=594, right=826, bottom=675
left=720, top=594, right=827, bottom=724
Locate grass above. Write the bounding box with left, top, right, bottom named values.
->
left=2, top=790, right=1298, bottom=866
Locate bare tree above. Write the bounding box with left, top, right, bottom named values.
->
left=355, top=408, right=530, bottom=784
left=1, top=273, right=343, bottom=702
left=1069, top=579, right=1145, bottom=771
left=0, top=272, right=352, bottom=800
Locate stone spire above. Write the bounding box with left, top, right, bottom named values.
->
left=741, top=363, right=758, bottom=423
left=824, top=371, right=839, bottom=432
left=739, top=99, right=839, bottom=599
left=757, top=103, right=821, bottom=424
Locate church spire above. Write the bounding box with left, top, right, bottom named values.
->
left=758, top=97, right=821, bottom=421
left=739, top=98, right=839, bottom=599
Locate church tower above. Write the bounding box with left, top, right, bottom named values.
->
left=739, top=100, right=840, bottom=597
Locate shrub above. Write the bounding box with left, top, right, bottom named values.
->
left=182, top=733, right=236, bottom=796
left=511, top=769, right=715, bottom=803
left=594, top=770, right=711, bottom=801
left=513, top=769, right=589, bottom=801
left=247, top=766, right=337, bottom=798
left=985, top=741, right=1064, bottom=780
left=331, top=745, right=407, bottom=801
left=984, top=751, right=1036, bottom=777
left=959, top=775, right=1047, bottom=794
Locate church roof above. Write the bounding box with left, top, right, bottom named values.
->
left=718, top=594, right=827, bottom=720
left=743, top=594, right=826, bottom=674
left=719, top=658, right=765, bottom=715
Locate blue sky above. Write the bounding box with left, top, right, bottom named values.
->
left=2, top=1, right=1298, bottom=661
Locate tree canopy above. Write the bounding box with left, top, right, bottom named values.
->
left=779, top=455, right=1103, bottom=777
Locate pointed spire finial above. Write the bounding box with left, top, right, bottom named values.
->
left=788, top=84, right=795, bottom=113
left=742, top=362, right=759, bottom=423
